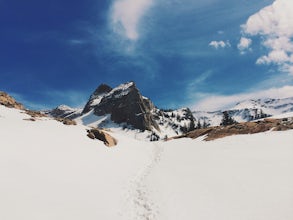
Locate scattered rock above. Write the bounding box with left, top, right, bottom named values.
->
left=87, top=128, right=117, bottom=147
left=55, top=117, right=77, bottom=126
left=25, top=110, right=47, bottom=118
left=23, top=118, right=36, bottom=122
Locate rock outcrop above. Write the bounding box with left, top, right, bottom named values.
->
left=87, top=128, right=117, bottom=147
left=0, top=91, right=24, bottom=110
left=172, top=117, right=293, bottom=141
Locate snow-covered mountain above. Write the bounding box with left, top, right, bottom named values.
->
left=47, top=82, right=293, bottom=137
left=46, top=105, right=82, bottom=119
left=193, top=97, right=293, bottom=127
left=48, top=82, right=196, bottom=140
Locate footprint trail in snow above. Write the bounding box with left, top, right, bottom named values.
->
left=123, top=143, right=164, bottom=220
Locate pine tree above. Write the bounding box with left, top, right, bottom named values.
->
left=197, top=120, right=202, bottom=129
left=188, top=120, right=195, bottom=132
left=203, top=119, right=209, bottom=128
left=220, top=111, right=236, bottom=126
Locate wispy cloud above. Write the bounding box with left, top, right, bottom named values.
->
left=241, top=0, right=293, bottom=75
left=191, top=86, right=293, bottom=111
left=109, top=0, right=154, bottom=41
left=209, top=40, right=230, bottom=49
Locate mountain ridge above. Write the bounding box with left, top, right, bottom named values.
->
left=47, top=82, right=196, bottom=140
left=3, top=81, right=293, bottom=141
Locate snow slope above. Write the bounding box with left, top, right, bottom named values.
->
left=1, top=105, right=293, bottom=220
left=193, top=97, right=293, bottom=126
left=0, top=106, right=154, bottom=220
left=148, top=132, right=293, bottom=220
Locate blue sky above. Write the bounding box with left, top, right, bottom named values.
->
left=1, top=0, right=293, bottom=111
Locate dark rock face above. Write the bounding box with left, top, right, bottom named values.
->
left=83, top=82, right=159, bottom=131
left=82, top=84, right=112, bottom=114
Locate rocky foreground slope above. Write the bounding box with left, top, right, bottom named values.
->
left=0, top=91, right=24, bottom=110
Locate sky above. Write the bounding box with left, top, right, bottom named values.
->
left=1, top=0, right=293, bottom=111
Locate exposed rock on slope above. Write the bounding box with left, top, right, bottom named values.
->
left=87, top=128, right=117, bottom=147
left=82, top=84, right=112, bottom=114
left=0, top=91, right=24, bottom=110
left=173, top=117, right=293, bottom=141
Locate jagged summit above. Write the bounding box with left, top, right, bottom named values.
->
left=82, top=81, right=159, bottom=131
left=93, top=84, right=112, bottom=96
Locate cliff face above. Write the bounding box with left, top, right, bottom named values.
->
left=83, top=82, right=159, bottom=131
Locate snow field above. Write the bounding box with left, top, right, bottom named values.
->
left=0, top=106, right=152, bottom=220
left=147, top=131, right=293, bottom=220
left=1, top=105, right=293, bottom=220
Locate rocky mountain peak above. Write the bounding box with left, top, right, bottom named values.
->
left=47, top=81, right=197, bottom=139
left=92, top=84, right=112, bottom=97
left=82, top=82, right=159, bottom=131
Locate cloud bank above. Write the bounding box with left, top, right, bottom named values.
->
left=110, top=0, right=154, bottom=40
left=241, top=0, right=293, bottom=74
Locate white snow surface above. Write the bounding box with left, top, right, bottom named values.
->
left=1, top=105, right=293, bottom=220
left=194, top=97, right=293, bottom=126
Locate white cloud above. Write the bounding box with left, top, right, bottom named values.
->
left=110, top=0, right=154, bottom=40
left=191, top=86, right=293, bottom=111
left=209, top=40, right=230, bottom=49
left=256, top=50, right=290, bottom=65
left=241, top=0, right=293, bottom=75
left=237, top=37, right=252, bottom=51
